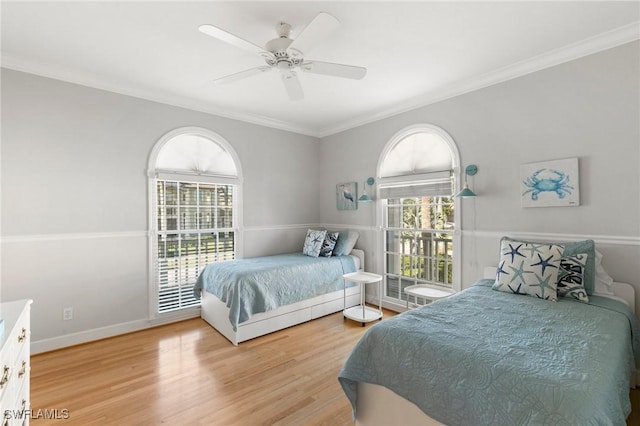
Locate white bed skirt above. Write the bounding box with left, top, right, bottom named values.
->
left=356, top=382, right=442, bottom=426
left=201, top=284, right=361, bottom=345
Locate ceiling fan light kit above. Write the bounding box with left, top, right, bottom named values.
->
left=199, top=12, right=367, bottom=101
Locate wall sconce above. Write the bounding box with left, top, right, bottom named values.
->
left=455, top=165, right=478, bottom=198
left=358, top=177, right=375, bottom=202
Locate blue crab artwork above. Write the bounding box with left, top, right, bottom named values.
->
left=522, top=168, right=574, bottom=201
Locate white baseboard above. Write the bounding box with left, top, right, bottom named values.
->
left=365, top=294, right=406, bottom=313
left=31, top=308, right=201, bottom=354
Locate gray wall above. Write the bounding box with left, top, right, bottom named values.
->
left=1, top=69, right=320, bottom=349
left=320, top=41, right=640, bottom=306
left=2, top=40, right=638, bottom=349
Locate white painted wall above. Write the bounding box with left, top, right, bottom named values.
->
left=2, top=40, right=638, bottom=350
left=319, top=41, right=640, bottom=307
left=1, top=69, right=320, bottom=350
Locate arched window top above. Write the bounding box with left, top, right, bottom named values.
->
left=155, top=133, right=237, bottom=177
left=149, top=127, right=242, bottom=183
left=379, top=124, right=459, bottom=178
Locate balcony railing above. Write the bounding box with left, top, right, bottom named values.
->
left=385, top=232, right=453, bottom=301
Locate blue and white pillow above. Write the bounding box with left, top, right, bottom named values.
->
left=319, top=231, right=339, bottom=257
left=303, top=229, right=327, bottom=257
left=557, top=253, right=589, bottom=303
left=500, top=237, right=596, bottom=294
left=492, top=238, right=564, bottom=301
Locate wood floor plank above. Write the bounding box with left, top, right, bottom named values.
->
left=29, top=311, right=640, bottom=425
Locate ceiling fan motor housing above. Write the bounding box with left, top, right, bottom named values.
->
left=264, top=35, right=302, bottom=70
left=265, top=36, right=293, bottom=55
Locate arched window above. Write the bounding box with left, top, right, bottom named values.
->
left=148, top=127, right=242, bottom=315
left=377, top=124, right=460, bottom=309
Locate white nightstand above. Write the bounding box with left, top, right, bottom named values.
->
left=342, top=271, right=383, bottom=326
left=404, top=285, right=454, bottom=309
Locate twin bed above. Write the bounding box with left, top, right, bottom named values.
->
left=194, top=244, right=364, bottom=345
left=339, top=238, right=640, bottom=425
left=339, top=278, right=638, bottom=425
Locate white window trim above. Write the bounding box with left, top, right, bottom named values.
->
left=376, top=124, right=463, bottom=309
left=147, top=126, right=243, bottom=320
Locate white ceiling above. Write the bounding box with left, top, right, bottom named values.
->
left=2, top=1, right=638, bottom=137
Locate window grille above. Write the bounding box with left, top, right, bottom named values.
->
left=382, top=182, right=454, bottom=304
left=155, top=180, right=236, bottom=313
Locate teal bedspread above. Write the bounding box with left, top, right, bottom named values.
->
left=194, top=253, right=356, bottom=331
left=339, top=279, right=640, bottom=425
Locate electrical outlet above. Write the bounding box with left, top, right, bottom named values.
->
left=63, top=307, right=73, bottom=321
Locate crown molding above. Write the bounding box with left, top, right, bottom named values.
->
left=3, top=22, right=638, bottom=139
left=315, top=22, right=640, bottom=138
left=0, top=56, right=318, bottom=137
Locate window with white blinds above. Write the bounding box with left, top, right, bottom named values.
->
left=155, top=181, right=236, bottom=313
left=378, top=125, right=460, bottom=308
left=149, top=128, right=241, bottom=315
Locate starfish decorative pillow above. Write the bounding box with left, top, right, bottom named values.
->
left=302, top=229, right=327, bottom=257
left=492, top=238, right=565, bottom=301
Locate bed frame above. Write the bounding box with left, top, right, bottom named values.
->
left=201, top=249, right=365, bottom=345
left=354, top=273, right=637, bottom=426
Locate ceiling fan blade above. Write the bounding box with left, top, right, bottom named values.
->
left=280, top=71, right=304, bottom=101
left=213, top=66, right=272, bottom=85
left=288, top=12, right=340, bottom=54
left=199, top=24, right=270, bottom=56
left=300, top=61, right=367, bottom=80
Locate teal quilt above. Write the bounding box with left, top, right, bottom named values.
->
left=194, top=253, right=356, bottom=330
left=339, top=279, right=640, bottom=425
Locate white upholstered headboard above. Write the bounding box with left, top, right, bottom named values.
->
left=350, top=248, right=365, bottom=271
left=483, top=266, right=635, bottom=314
left=601, top=282, right=636, bottom=314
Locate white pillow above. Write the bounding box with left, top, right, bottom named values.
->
left=593, top=249, right=615, bottom=295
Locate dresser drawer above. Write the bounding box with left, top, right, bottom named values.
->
left=0, top=300, right=32, bottom=426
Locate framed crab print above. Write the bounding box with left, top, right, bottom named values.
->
left=520, top=158, right=580, bottom=208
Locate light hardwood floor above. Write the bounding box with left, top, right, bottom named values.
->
left=31, top=312, right=379, bottom=425
left=31, top=312, right=640, bottom=426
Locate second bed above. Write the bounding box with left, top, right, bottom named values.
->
left=194, top=248, right=364, bottom=345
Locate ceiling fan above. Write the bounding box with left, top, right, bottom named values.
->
left=198, top=12, right=367, bottom=101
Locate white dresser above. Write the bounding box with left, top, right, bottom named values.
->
left=0, top=300, right=32, bottom=426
